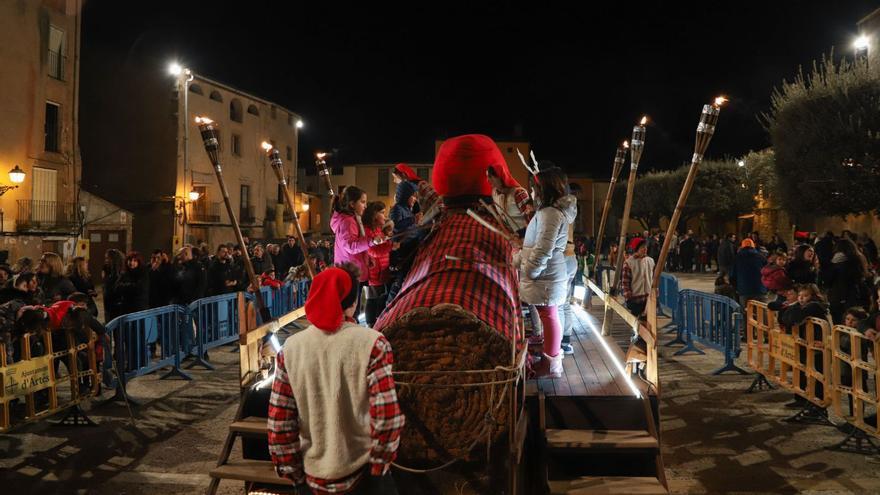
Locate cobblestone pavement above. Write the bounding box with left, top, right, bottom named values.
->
left=2, top=275, right=880, bottom=494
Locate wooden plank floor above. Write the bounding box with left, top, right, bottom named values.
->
left=528, top=302, right=637, bottom=398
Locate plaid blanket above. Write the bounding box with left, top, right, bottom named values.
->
left=375, top=210, right=521, bottom=340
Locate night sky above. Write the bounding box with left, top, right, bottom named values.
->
left=82, top=1, right=877, bottom=176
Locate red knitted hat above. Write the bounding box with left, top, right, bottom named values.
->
left=305, top=267, right=354, bottom=332
left=394, top=163, right=421, bottom=182
left=433, top=134, right=506, bottom=197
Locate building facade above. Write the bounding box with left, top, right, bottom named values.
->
left=0, top=0, right=83, bottom=262
left=81, top=58, right=303, bottom=253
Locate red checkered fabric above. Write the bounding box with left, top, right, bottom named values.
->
left=375, top=209, right=521, bottom=340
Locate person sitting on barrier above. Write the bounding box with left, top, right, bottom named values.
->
left=268, top=263, right=404, bottom=495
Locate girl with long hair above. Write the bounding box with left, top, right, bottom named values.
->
left=102, top=248, right=126, bottom=321
left=65, top=256, right=98, bottom=317
left=38, top=252, right=75, bottom=305
left=363, top=201, right=393, bottom=327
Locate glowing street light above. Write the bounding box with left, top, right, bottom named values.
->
left=8, top=165, right=25, bottom=184
left=168, top=62, right=182, bottom=76
left=188, top=189, right=201, bottom=202
left=854, top=35, right=870, bottom=51
left=737, top=160, right=745, bottom=167
left=296, top=119, right=304, bottom=129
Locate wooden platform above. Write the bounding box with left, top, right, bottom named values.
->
left=527, top=303, right=644, bottom=398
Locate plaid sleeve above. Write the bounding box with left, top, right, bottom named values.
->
left=513, top=187, right=534, bottom=224
left=622, top=261, right=633, bottom=300
left=267, top=352, right=305, bottom=485
left=367, top=335, right=404, bottom=476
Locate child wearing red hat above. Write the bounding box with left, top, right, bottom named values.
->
left=269, top=264, right=404, bottom=494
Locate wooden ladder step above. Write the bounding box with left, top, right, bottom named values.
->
left=549, top=476, right=667, bottom=494
left=229, top=416, right=268, bottom=436
left=545, top=429, right=658, bottom=450
left=209, top=459, right=286, bottom=485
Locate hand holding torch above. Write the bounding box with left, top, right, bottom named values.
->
left=263, top=142, right=314, bottom=279
left=196, top=116, right=271, bottom=323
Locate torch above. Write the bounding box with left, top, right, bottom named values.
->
left=263, top=142, right=314, bottom=280
left=591, top=140, right=629, bottom=279
left=651, top=97, right=726, bottom=288
left=601, top=117, right=646, bottom=336
left=195, top=116, right=272, bottom=323
left=315, top=151, right=335, bottom=197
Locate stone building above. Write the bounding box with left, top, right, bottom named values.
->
left=0, top=0, right=84, bottom=263
left=81, top=55, right=303, bottom=253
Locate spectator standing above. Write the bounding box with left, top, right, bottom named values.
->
left=767, top=233, right=788, bottom=255
left=786, top=244, right=819, bottom=285
left=678, top=232, right=695, bottom=273
left=814, top=231, right=836, bottom=288
left=717, top=233, right=737, bottom=276
left=859, top=232, right=879, bottom=267
left=363, top=201, right=393, bottom=327
left=730, top=238, right=767, bottom=309
left=37, top=252, right=76, bottom=305
left=66, top=256, right=99, bottom=317
left=267, top=244, right=283, bottom=275
left=279, top=236, right=306, bottom=279
left=250, top=243, right=274, bottom=280
left=827, top=238, right=870, bottom=323
left=148, top=250, right=174, bottom=309
left=207, top=245, right=237, bottom=296
left=103, top=249, right=126, bottom=321
left=171, top=246, right=205, bottom=305
left=622, top=238, right=656, bottom=318
left=116, top=251, right=150, bottom=315
left=331, top=185, right=385, bottom=291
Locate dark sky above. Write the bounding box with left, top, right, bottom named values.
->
left=82, top=0, right=877, bottom=176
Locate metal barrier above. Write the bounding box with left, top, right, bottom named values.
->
left=1, top=329, right=100, bottom=432
left=672, top=290, right=747, bottom=375
left=103, top=305, right=192, bottom=398
left=831, top=325, right=880, bottom=438
left=187, top=293, right=241, bottom=370
left=658, top=273, right=680, bottom=325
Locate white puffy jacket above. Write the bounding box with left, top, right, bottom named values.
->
left=516, top=195, right=578, bottom=306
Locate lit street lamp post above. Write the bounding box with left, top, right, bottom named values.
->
left=170, top=62, right=194, bottom=244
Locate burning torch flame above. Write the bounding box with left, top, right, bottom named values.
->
left=194, top=116, right=214, bottom=125
left=316, top=152, right=328, bottom=159
left=713, top=96, right=728, bottom=108
left=639, top=116, right=648, bottom=126
left=261, top=141, right=273, bottom=152
left=623, top=140, right=630, bottom=149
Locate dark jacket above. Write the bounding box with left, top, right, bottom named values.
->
left=278, top=244, right=305, bottom=277
left=172, top=259, right=205, bottom=305
left=827, top=254, right=869, bottom=321
left=149, top=263, right=175, bottom=308
left=718, top=239, right=736, bottom=268
left=116, top=266, right=150, bottom=315
left=103, top=265, right=124, bottom=322
left=730, top=248, right=767, bottom=296
left=390, top=180, right=418, bottom=238
left=785, top=259, right=817, bottom=285
left=814, top=236, right=835, bottom=286
left=69, top=272, right=99, bottom=317
left=0, top=287, right=37, bottom=307
left=38, top=274, right=76, bottom=305
left=251, top=254, right=274, bottom=277
left=778, top=300, right=829, bottom=329
left=207, top=258, right=236, bottom=296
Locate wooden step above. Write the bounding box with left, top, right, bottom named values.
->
left=209, top=459, right=286, bottom=485
left=546, top=429, right=658, bottom=450
left=229, top=416, right=268, bottom=436
left=549, top=476, right=667, bottom=494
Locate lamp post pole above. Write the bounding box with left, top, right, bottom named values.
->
left=182, top=69, right=193, bottom=245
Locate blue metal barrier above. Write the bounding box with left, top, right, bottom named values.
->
left=672, top=289, right=748, bottom=375
left=103, top=305, right=192, bottom=399
left=187, top=293, right=240, bottom=370
left=658, top=273, right=681, bottom=332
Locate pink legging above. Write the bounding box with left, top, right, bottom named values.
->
left=534, top=305, right=562, bottom=357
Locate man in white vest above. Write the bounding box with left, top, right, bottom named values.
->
left=268, top=263, right=404, bottom=494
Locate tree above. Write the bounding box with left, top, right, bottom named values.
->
left=611, top=160, right=758, bottom=231
left=764, top=53, right=880, bottom=217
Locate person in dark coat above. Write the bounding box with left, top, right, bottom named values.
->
left=827, top=238, right=870, bottom=323
left=717, top=233, right=737, bottom=276
left=37, top=252, right=76, bottom=305
left=859, top=232, right=878, bottom=266
left=207, top=245, right=237, bottom=296
left=250, top=243, right=274, bottom=280
left=814, top=231, right=836, bottom=289
left=171, top=246, right=205, bottom=305
left=102, top=249, right=126, bottom=321
left=767, top=234, right=788, bottom=255
left=678, top=233, right=696, bottom=273
left=279, top=236, right=306, bottom=277
left=0, top=271, right=39, bottom=307
left=389, top=180, right=418, bottom=240
left=786, top=244, right=819, bottom=285
left=729, top=238, right=767, bottom=310
left=116, top=251, right=150, bottom=315
left=149, top=250, right=174, bottom=308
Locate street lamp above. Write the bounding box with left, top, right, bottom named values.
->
left=188, top=189, right=201, bottom=202
left=296, top=119, right=304, bottom=129
left=169, top=61, right=194, bottom=242
left=737, top=160, right=745, bottom=167
left=0, top=165, right=26, bottom=196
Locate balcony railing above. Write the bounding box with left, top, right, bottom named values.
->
left=240, top=205, right=256, bottom=224
left=190, top=201, right=221, bottom=223
left=48, top=50, right=66, bottom=81
left=17, top=200, right=78, bottom=232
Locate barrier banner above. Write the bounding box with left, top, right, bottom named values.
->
left=1, top=355, right=53, bottom=398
